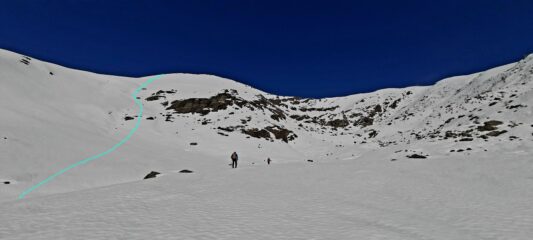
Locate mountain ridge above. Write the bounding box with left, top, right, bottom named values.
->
left=1, top=48, right=532, bottom=201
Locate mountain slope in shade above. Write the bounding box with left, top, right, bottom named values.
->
left=0, top=49, right=532, bottom=239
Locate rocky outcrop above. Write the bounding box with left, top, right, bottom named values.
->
left=242, top=128, right=271, bottom=140
left=143, top=171, right=160, bottom=179
left=241, top=125, right=297, bottom=143
left=265, top=126, right=297, bottom=143
left=477, top=120, right=503, bottom=131
left=167, top=92, right=243, bottom=115
left=326, top=119, right=350, bottom=128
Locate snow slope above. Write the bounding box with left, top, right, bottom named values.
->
left=2, top=149, right=532, bottom=239
left=1, top=49, right=533, bottom=239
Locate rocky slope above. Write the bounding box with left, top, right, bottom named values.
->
left=1, top=48, right=532, bottom=201
left=137, top=53, right=533, bottom=152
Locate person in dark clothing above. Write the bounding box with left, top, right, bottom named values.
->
left=267, top=157, right=271, bottom=165
left=231, top=152, right=238, bottom=168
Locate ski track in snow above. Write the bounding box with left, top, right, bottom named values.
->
left=17, top=75, right=161, bottom=199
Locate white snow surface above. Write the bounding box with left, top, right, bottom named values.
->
left=1, top=49, right=533, bottom=239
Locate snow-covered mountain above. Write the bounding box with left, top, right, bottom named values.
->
left=1, top=49, right=533, bottom=239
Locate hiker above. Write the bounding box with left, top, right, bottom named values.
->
left=267, top=157, right=271, bottom=165
left=231, top=152, right=238, bottom=168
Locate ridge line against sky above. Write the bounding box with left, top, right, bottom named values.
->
left=1, top=0, right=533, bottom=97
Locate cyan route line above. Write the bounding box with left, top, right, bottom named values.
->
left=18, top=75, right=162, bottom=199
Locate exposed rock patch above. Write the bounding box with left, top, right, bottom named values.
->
left=406, top=154, right=427, bottom=159
left=143, top=171, right=160, bottom=179
left=241, top=126, right=297, bottom=142
left=477, top=120, right=503, bottom=131
left=167, top=92, right=242, bottom=115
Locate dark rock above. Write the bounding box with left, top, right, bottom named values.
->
left=299, top=106, right=338, bottom=112
left=242, top=128, right=271, bottom=140
left=265, top=126, right=297, bottom=143
left=444, top=131, right=456, bottom=138
left=326, top=119, right=350, bottom=128
left=444, top=117, right=454, bottom=124
left=3, top=181, right=10, bottom=184
left=485, top=130, right=507, bottom=137
left=507, top=104, right=526, bottom=109
left=242, top=126, right=297, bottom=143
left=374, top=104, right=382, bottom=113
left=459, top=138, right=473, bottom=141
left=218, top=126, right=236, bottom=132
left=143, top=171, right=160, bottom=179
left=477, top=120, right=503, bottom=131
left=406, top=154, right=427, bottom=159
left=368, top=130, right=378, bottom=138
left=124, top=116, right=134, bottom=121
left=167, top=92, right=244, bottom=115
left=146, top=95, right=165, bottom=101
left=190, top=142, right=198, bottom=146
left=290, top=114, right=310, bottom=121
left=307, top=159, right=314, bottom=162
left=354, top=116, right=374, bottom=127
left=389, top=98, right=401, bottom=109
left=270, top=108, right=286, bottom=121
left=146, top=117, right=155, bottom=120
left=179, top=169, right=193, bottom=173
left=485, top=120, right=503, bottom=125
left=165, top=115, right=173, bottom=122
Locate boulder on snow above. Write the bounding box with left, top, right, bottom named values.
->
left=459, top=137, right=474, bottom=141
left=406, top=154, right=427, bottom=159
left=3, top=181, right=10, bottom=184
left=143, top=171, right=160, bottom=179
left=486, top=130, right=507, bottom=137
left=179, top=169, right=193, bottom=173
left=145, top=95, right=165, bottom=101
left=307, top=159, right=314, bottom=162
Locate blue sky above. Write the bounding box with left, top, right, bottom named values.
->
left=1, top=0, right=532, bottom=97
